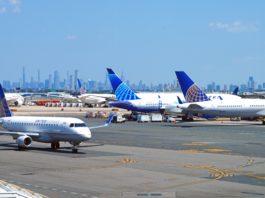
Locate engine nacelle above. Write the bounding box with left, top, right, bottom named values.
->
left=16, top=135, right=32, bottom=148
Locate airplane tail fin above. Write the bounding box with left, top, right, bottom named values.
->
left=0, top=84, right=12, bottom=117
left=233, top=86, right=239, bottom=95
left=175, top=71, right=209, bottom=102
left=77, top=79, right=86, bottom=94
left=106, top=68, right=140, bottom=101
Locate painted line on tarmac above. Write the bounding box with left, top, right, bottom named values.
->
left=5, top=179, right=92, bottom=198
left=184, top=158, right=264, bottom=181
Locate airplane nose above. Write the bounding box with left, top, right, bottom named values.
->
left=77, top=128, right=92, bottom=139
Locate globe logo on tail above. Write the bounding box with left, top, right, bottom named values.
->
left=186, top=84, right=209, bottom=102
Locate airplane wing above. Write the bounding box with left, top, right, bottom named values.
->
left=89, top=112, right=115, bottom=130
left=0, top=131, right=40, bottom=137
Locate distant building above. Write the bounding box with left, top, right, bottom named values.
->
left=22, top=67, right=26, bottom=89
left=2, top=80, right=11, bottom=90
left=248, top=76, right=255, bottom=92
left=74, top=69, right=78, bottom=91
left=53, top=70, right=60, bottom=89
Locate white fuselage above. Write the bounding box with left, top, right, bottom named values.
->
left=0, top=116, right=91, bottom=143
left=110, top=92, right=241, bottom=113
left=78, top=93, right=115, bottom=105
left=6, top=93, right=24, bottom=106
left=179, top=99, right=265, bottom=118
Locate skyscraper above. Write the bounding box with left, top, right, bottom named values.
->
left=74, top=69, right=78, bottom=91
left=22, top=67, right=26, bottom=88
left=37, top=69, right=40, bottom=86
left=53, top=70, right=60, bottom=89
left=248, top=76, right=255, bottom=92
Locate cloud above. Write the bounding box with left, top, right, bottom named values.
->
left=209, top=21, right=259, bottom=33
left=65, top=34, right=77, bottom=40
left=0, top=0, right=21, bottom=14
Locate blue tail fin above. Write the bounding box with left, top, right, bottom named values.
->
left=106, top=68, right=140, bottom=101
left=0, top=84, right=12, bottom=117
left=233, top=86, right=239, bottom=95
left=175, top=71, right=209, bottom=102
left=77, top=79, right=86, bottom=94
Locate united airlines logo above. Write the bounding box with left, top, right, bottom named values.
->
left=115, top=83, right=140, bottom=101
left=185, top=84, right=209, bottom=102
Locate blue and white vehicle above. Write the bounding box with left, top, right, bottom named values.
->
left=0, top=84, right=114, bottom=153
left=166, top=71, right=242, bottom=120
left=107, top=68, right=184, bottom=113
left=175, top=71, right=241, bottom=102
left=107, top=68, right=241, bottom=114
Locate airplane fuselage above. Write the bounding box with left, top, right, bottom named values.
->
left=110, top=93, right=241, bottom=113
left=0, top=116, right=91, bottom=143
left=180, top=99, right=265, bottom=118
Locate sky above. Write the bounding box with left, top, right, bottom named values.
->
left=0, top=0, right=264, bottom=86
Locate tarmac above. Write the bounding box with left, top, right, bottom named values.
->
left=0, top=106, right=264, bottom=198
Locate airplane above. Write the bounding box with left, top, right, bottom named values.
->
left=176, top=98, right=265, bottom=125
left=107, top=68, right=185, bottom=113
left=0, top=84, right=114, bottom=153
left=164, top=71, right=242, bottom=120
left=5, top=92, right=24, bottom=106
left=77, top=79, right=116, bottom=107
left=175, top=71, right=241, bottom=103
left=107, top=68, right=241, bottom=114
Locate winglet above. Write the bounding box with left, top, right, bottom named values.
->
left=106, top=68, right=140, bottom=101
left=89, top=112, right=115, bottom=130
left=175, top=71, right=209, bottom=102
left=0, top=84, right=12, bottom=117
left=105, top=112, right=115, bottom=125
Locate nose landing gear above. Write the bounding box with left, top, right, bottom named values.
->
left=51, top=142, right=60, bottom=150
left=70, top=142, right=80, bottom=153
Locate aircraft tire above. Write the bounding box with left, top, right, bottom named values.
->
left=72, top=148, right=78, bottom=153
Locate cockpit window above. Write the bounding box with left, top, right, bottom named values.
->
left=75, top=123, right=86, bottom=127
left=69, top=123, right=86, bottom=127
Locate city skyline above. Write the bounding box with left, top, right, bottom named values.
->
left=0, top=1, right=264, bottom=86
left=2, top=68, right=265, bottom=93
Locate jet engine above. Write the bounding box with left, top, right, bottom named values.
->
left=16, top=135, right=32, bottom=148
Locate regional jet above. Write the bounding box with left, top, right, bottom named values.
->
left=0, top=84, right=114, bottom=153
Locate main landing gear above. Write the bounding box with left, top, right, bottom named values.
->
left=51, top=142, right=60, bottom=150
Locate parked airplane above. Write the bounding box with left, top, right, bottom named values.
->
left=168, top=71, right=265, bottom=124
left=77, top=79, right=115, bottom=107
left=164, top=71, right=242, bottom=120
left=107, top=68, right=185, bottom=113
left=0, top=84, right=114, bottom=153
left=175, top=71, right=241, bottom=103
left=176, top=99, right=265, bottom=125
left=5, top=93, right=24, bottom=106
left=107, top=68, right=241, bottom=114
